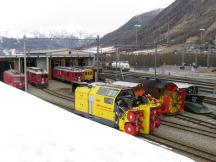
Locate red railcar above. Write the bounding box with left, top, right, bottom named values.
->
left=3, top=70, right=25, bottom=90
left=53, top=66, right=84, bottom=83
left=27, top=67, right=49, bottom=88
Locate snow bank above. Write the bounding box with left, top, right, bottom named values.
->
left=0, top=82, right=195, bottom=162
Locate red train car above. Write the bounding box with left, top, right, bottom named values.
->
left=3, top=70, right=25, bottom=90
left=53, top=66, right=84, bottom=83
left=27, top=67, right=49, bottom=88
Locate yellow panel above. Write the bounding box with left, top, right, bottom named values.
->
left=75, top=87, right=90, bottom=113
left=84, top=69, right=93, bottom=81
left=91, top=94, right=115, bottom=121
left=88, top=85, right=119, bottom=121
left=139, top=105, right=150, bottom=134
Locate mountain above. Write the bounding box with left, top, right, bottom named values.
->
left=101, top=9, right=162, bottom=46
left=139, top=0, right=216, bottom=47
left=0, top=37, right=96, bottom=52
left=102, top=0, right=216, bottom=49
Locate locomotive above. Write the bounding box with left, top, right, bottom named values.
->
left=75, top=82, right=162, bottom=136
left=53, top=66, right=85, bottom=83
left=79, top=66, right=94, bottom=82
left=53, top=66, right=95, bottom=83
left=27, top=67, right=49, bottom=88
left=3, top=70, right=25, bottom=90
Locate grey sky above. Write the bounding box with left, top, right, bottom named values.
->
left=0, top=0, right=175, bottom=37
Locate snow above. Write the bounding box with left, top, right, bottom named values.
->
left=174, top=82, right=194, bottom=89
left=112, top=81, right=140, bottom=88
left=83, top=46, right=115, bottom=53
left=132, top=48, right=162, bottom=54
left=0, top=82, right=195, bottom=162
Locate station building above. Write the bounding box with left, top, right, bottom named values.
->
left=0, top=49, right=95, bottom=80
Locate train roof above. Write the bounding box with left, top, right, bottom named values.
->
left=112, top=81, right=141, bottom=88
left=27, top=67, right=48, bottom=74
left=54, top=66, right=84, bottom=72
left=0, top=82, right=195, bottom=162
left=4, top=69, right=24, bottom=77
left=174, top=82, right=195, bottom=89
left=90, top=82, right=140, bottom=91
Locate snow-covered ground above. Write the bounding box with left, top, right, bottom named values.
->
left=0, top=82, right=195, bottom=162
left=131, top=65, right=216, bottom=81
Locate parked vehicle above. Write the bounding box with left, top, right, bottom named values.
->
left=3, top=70, right=25, bottom=90
left=27, top=67, right=49, bottom=88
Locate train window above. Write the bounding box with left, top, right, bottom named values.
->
left=107, top=89, right=119, bottom=97
left=13, top=77, right=21, bottom=82
left=104, top=97, right=113, bottom=105
left=36, top=75, right=42, bottom=78
left=42, top=74, right=48, bottom=78
left=85, top=72, right=88, bottom=75
left=119, top=89, right=134, bottom=97
left=97, top=87, right=108, bottom=95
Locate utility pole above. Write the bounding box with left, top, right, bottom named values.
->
left=207, top=45, right=211, bottom=68
left=154, top=40, right=158, bottom=79
left=115, top=48, right=118, bottom=80
left=215, top=35, right=216, bottom=45
left=95, top=35, right=100, bottom=82
left=181, top=45, right=185, bottom=67
left=116, top=48, right=124, bottom=81
left=23, top=35, right=27, bottom=92
left=167, top=23, right=170, bottom=45
left=134, top=24, right=141, bottom=47
left=197, top=28, right=205, bottom=67
left=18, top=57, right=21, bottom=72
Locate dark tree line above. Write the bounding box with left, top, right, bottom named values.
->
left=106, top=52, right=216, bottom=67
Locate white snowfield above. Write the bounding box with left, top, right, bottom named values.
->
left=0, top=82, right=195, bottom=162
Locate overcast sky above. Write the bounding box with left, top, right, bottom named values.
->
left=0, top=0, right=175, bottom=38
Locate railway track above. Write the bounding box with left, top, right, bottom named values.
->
left=143, top=134, right=216, bottom=162
left=41, top=88, right=73, bottom=101
left=103, top=70, right=215, bottom=90
left=203, top=96, right=216, bottom=105
left=205, top=113, right=216, bottom=120
left=175, top=114, right=216, bottom=130
left=161, top=119, right=216, bottom=139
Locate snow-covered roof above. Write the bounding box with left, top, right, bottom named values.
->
left=27, top=67, right=48, bottom=74
left=4, top=70, right=24, bottom=77
left=0, top=82, right=195, bottom=162
left=174, top=82, right=194, bottom=89
left=112, top=81, right=141, bottom=88
left=54, top=66, right=84, bottom=72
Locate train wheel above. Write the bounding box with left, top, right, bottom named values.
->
left=124, top=123, right=137, bottom=136
left=127, top=112, right=136, bottom=123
